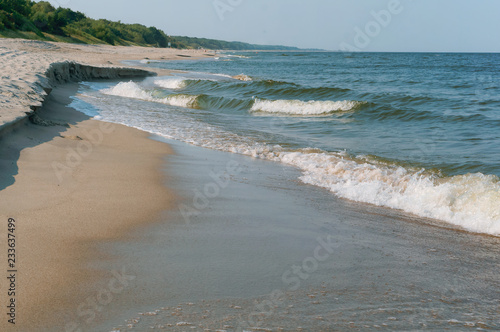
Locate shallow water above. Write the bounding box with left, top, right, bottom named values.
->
left=72, top=52, right=500, bottom=235
left=92, top=140, right=500, bottom=332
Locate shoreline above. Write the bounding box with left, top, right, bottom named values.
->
left=0, top=37, right=217, bottom=330
left=1, top=38, right=500, bottom=330
left=0, top=38, right=214, bottom=136
left=0, top=81, right=174, bottom=330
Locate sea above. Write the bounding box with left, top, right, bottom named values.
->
left=71, top=51, right=500, bottom=236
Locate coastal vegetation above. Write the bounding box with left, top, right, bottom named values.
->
left=172, top=36, right=299, bottom=51
left=0, top=0, right=299, bottom=50
left=0, top=0, right=182, bottom=47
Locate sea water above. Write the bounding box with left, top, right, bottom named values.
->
left=71, top=52, right=500, bottom=236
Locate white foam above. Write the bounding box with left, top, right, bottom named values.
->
left=210, top=72, right=235, bottom=79
left=154, top=77, right=187, bottom=90
left=102, top=81, right=151, bottom=100
left=225, top=54, right=250, bottom=59
left=278, top=151, right=500, bottom=235
left=251, top=98, right=363, bottom=116
left=189, top=71, right=235, bottom=80
left=102, top=81, right=198, bottom=108
left=233, top=74, right=252, bottom=81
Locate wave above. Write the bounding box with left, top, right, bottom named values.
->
left=256, top=79, right=298, bottom=86
left=197, top=95, right=253, bottom=111
left=166, top=94, right=199, bottom=108
left=250, top=98, right=364, bottom=116
left=140, top=104, right=499, bottom=235
left=81, top=86, right=500, bottom=236
left=102, top=81, right=151, bottom=100
left=263, top=86, right=351, bottom=100
left=365, top=106, right=437, bottom=122
left=102, top=81, right=198, bottom=108
left=225, top=54, right=251, bottom=59
left=103, top=81, right=360, bottom=116
left=188, top=71, right=235, bottom=80
left=177, top=126, right=500, bottom=234
left=244, top=81, right=350, bottom=100
left=279, top=151, right=500, bottom=235
left=149, top=76, right=350, bottom=105
left=154, top=77, right=187, bottom=90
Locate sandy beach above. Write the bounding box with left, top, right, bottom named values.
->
left=0, top=39, right=204, bottom=330
left=0, top=85, right=175, bottom=330
left=1, top=37, right=500, bottom=332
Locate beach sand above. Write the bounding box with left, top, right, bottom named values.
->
left=0, top=83, right=173, bottom=330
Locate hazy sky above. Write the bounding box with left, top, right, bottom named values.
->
left=41, top=0, right=500, bottom=52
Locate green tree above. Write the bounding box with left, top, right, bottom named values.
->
left=0, top=0, right=31, bottom=29
left=0, top=0, right=31, bottom=16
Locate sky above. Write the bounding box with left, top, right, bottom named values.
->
left=40, top=0, right=500, bottom=52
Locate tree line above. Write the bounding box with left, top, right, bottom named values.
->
left=0, top=0, right=300, bottom=50
left=0, top=0, right=183, bottom=47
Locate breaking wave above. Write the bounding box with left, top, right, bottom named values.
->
left=153, top=77, right=187, bottom=90
left=102, top=81, right=198, bottom=108
left=250, top=98, right=364, bottom=116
